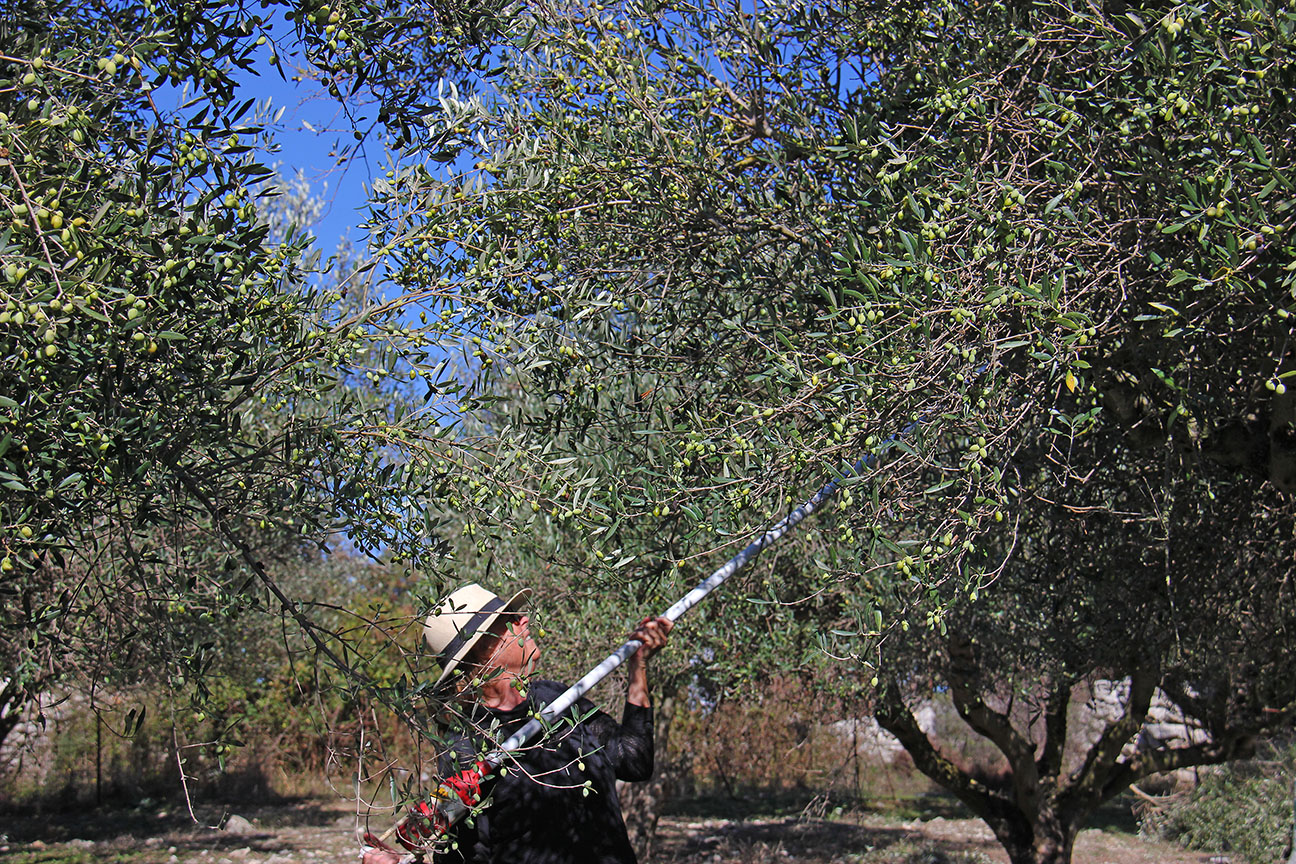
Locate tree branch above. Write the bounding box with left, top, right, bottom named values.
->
left=1102, top=733, right=1256, bottom=800
left=167, top=461, right=425, bottom=735
left=1064, top=665, right=1157, bottom=809
left=1036, top=675, right=1072, bottom=784
left=945, top=635, right=1041, bottom=807
left=874, top=680, right=1000, bottom=824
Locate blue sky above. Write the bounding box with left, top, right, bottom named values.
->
left=228, top=27, right=379, bottom=256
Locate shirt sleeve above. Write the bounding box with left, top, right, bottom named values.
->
left=579, top=697, right=655, bottom=782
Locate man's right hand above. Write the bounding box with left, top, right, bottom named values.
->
left=361, top=848, right=404, bottom=864
left=362, top=832, right=414, bottom=864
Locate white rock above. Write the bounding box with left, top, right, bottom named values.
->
left=223, top=815, right=256, bottom=835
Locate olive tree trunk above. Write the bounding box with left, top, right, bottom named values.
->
left=875, top=639, right=1255, bottom=864
left=618, top=694, right=678, bottom=861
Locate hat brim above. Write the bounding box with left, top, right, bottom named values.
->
left=434, top=588, right=531, bottom=687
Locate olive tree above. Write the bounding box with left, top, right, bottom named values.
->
left=0, top=0, right=498, bottom=752
left=852, top=1, right=1296, bottom=860
left=357, top=0, right=1296, bottom=860
left=875, top=456, right=1295, bottom=864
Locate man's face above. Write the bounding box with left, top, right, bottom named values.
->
left=486, top=612, right=540, bottom=675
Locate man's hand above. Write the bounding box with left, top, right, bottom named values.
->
left=361, top=833, right=411, bottom=864
left=628, top=616, right=673, bottom=662
left=626, top=616, right=673, bottom=707
left=361, top=848, right=404, bottom=864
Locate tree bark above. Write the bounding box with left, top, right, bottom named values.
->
left=982, top=805, right=1081, bottom=864
left=618, top=694, right=677, bottom=862
left=0, top=710, right=21, bottom=754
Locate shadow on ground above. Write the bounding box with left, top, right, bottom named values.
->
left=656, top=813, right=1008, bottom=864
left=666, top=817, right=906, bottom=856
left=0, top=799, right=342, bottom=845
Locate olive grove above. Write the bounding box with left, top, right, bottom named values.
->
left=3, top=0, right=1295, bottom=862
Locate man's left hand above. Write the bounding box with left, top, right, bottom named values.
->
left=629, top=616, right=673, bottom=661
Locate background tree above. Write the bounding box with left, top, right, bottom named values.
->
left=0, top=0, right=494, bottom=753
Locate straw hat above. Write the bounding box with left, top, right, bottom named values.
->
left=425, top=583, right=531, bottom=686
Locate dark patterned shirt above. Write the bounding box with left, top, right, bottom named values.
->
left=433, top=679, right=653, bottom=864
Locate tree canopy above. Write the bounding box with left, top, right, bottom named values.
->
left=0, top=0, right=480, bottom=746
left=2, top=0, right=1295, bottom=861
left=363, top=0, right=1296, bottom=860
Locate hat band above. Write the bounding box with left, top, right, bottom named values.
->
left=440, top=595, right=509, bottom=664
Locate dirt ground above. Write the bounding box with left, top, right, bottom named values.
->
left=652, top=810, right=1218, bottom=863
left=0, top=797, right=1222, bottom=864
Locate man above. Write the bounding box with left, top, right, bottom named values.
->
left=364, top=583, right=672, bottom=864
